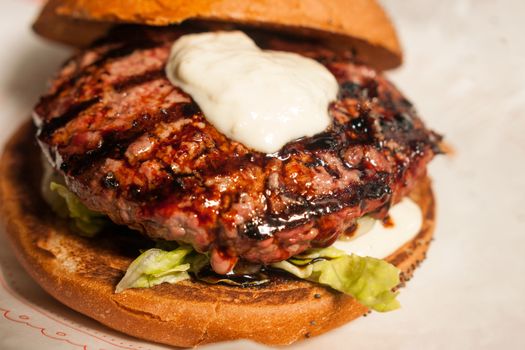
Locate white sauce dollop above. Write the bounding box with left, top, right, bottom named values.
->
left=333, top=198, right=423, bottom=259
left=166, top=31, right=338, bottom=153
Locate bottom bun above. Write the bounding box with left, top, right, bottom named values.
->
left=0, top=122, right=435, bottom=347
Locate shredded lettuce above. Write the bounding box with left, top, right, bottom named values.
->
left=272, top=247, right=400, bottom=312
left=115, top=245, right=208, bottom=293
left=48, top=182, right=107, bottom=237
left=117, top=245, right=400, bottom=312
left=41, top=168, right=69, bottom=217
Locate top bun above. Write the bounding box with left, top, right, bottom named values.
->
left=34, top=0, right=402, bottom=70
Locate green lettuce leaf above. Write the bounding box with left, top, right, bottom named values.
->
left=117, top=244, right=400, bottom=312
left=41, top=168, right=69, bottom=217
left=272, top=247, right=400, bottom=312
left=49, top=182, right=107, bottom=237
left=115, top=245, right=209, bottom=293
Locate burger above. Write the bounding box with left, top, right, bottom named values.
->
left=0, top=0, right=442, bottom=347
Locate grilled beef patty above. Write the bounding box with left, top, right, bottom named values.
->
left=34, top=27, right=441, bottom=273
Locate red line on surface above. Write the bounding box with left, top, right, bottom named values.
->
left=0, top=307, right=87, bottom=349
left=0, top=271, right=152, bottom=350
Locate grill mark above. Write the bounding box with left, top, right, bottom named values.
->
left=147, top=144, right=256, bottom=202
left=130, top=102, right=205, bottom=165
left=358, top=172, right=392, bottom=200
left=322, top=162, right=341, bottom=179
left=240, top=174, right=393, bottom=238
left=42, top=40, right=161, bottom=104
left=42, top=45, right=125, bottom=102
left=124, top=121, right=213, bottom=202
left=131, top=171, right=197, bottom=203
left=339, top=81, right=362, bottom=99
left=133, top=148, right=264, bottom=207
left=38, top=97, right=100, bottom=139
left=303, top=132, right=340, bottom=152
left=60, top=102, right=192, bottom=175
left=196, top=152, right=266, bottom=180
left=113, top=69, right=165, bottom=92
left=101, top=103, right=202, bottom=195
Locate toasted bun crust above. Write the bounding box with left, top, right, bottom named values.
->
left=32, top=0, right=113, bottom=48
left=0, top=121, right=434, bottom=347
left=33, top=0, right=402, bottom=70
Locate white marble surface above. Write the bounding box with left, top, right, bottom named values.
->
left=0, top=0, right=524, bottom=349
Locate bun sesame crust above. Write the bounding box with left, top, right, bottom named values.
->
left=0, top=121, right=435, bottom=347
left=33, top=0, right=402, bottom=70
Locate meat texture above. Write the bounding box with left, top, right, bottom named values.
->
left=34, top=27, right=441, bottom=273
